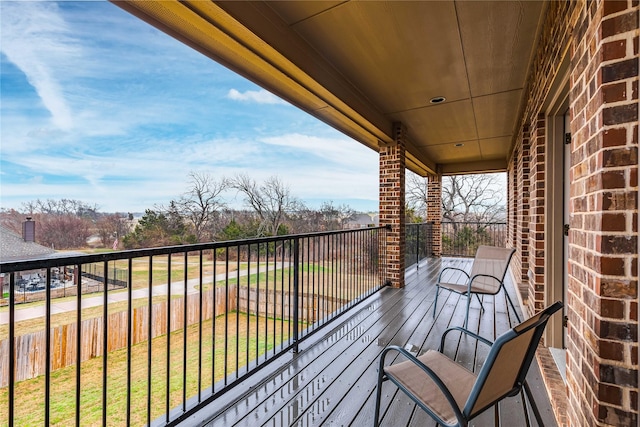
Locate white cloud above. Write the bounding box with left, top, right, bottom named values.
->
left=227, top=88, right=288, bottom=105
left=0, top=2, right=77, bottom=130
left=260, top=133, right=378, bottom=169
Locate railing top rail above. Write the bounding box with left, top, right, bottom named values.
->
left=0, top=226, right=388, bottom=273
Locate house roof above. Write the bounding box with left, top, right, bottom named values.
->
left=346, top=213, right=379, bottom=226
left=0, top=225, right=57, bottom=262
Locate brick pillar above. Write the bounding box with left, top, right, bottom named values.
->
left=426, top=173, right=442, bottom=257
left=567, top=1, right=638, bottom=425
left=508, top=149, right=517, bottom=249
left=510, top=126, right=532, bottom=314
left=379, top=122, right=406, bottom=288
left=528, top=115, right=546, bottom=315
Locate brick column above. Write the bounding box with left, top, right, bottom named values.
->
left=509, top=126, right=532, bottom=314
left=567, top=1, right=638, bottom=425
left=426, top=173, right=442, bottom=257
left=528, top=115, right=546, bottom=315
left=379, top=122, right=406, bottom=288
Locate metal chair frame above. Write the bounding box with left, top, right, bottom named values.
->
left=433, top=246, right=520, bottom=327
left=374, top=301, right=563, bottom=427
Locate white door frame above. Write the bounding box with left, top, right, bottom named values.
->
left=544, top=62, right=569, bottom=348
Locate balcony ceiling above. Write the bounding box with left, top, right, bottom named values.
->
left=115, top=0, right=546, bottom=176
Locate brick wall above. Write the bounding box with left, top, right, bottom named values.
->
left=426, top=173, right=442, bottom=257
left=566, top=0, right=638, bottom=425
left=508, top=0, right=639, bottom=425
left=510, top=0, right=579, bottom=319
left=379, top=122, right=406, bottom=288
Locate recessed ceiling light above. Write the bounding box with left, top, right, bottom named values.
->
left=455, top=143, right=464, bottom=147
left=430, top=96, right=446, bottom=104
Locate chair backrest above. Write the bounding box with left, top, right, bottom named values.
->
left=468, top=246, right=516, bottom=293
left=463, top=301, right=563, bottom=418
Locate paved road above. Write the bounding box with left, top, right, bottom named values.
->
left=0, top=263, right=289, bottom=324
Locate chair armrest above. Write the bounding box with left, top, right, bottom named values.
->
left=439, top=326, right=494, bottom=353
left=379, top=345, right=465, bottom=426
left=437, top=266, right=470, bottom=283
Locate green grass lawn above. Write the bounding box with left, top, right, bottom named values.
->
left=0, top=312, right=293, bottom=426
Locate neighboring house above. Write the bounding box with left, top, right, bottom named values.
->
left=0, top=224, right=56, bottom=292
left=344, top=213, right=379, bottom=229
left=0, top=224, right=56, bottom=262
left=0, top=223, right=82, bottom=292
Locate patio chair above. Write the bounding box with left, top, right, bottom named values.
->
left=374, top=301, right=563, bottom=427
left=433, top=245, right=519, bottom=327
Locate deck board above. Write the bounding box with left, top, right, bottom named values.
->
left=200, top=257, right=556, bottom=427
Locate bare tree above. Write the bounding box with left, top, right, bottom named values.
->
left=230, top=174, right=301, bottom=236
left=0, top=208, right=24, bottom=234
left=441, top=173, right=506, bottom=223
left=38, top=214, right=93, bottom=249
left=176, top=172, right=227, bottom=242
left=319, top=201, right=357, bottom=230
left=406, top=172, right=428, bottom=219
left=23, top=198, right=99, bottom=219
left=95, top=213, right=131, bottom=248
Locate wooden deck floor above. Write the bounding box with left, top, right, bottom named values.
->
left=196, top=257, right=556, bottom=427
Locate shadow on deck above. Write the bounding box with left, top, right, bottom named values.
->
left=193, top=257, right=556, bottom=427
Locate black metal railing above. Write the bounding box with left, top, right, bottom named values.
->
left=405, top=222, right=434, bottom=268
left=441, top=221, right=507, bottom=257
left=0, top=227, right=388, bottom=426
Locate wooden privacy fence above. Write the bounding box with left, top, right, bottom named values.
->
left=0, top=286, right=349, bottom=386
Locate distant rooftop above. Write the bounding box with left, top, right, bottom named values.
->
left=0, top=225, right=56, bottom=262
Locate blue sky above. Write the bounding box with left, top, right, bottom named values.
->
left=0, top=1, right=380, bottom=213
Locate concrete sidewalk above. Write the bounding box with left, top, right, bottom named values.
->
left=0, top=263, right=288, bottom=324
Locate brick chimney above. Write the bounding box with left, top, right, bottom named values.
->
left=22, top=217, right=36, bottom=242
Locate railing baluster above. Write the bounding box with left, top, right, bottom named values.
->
left=183, top=251, right=188, bottom=412
left=224, top=249, right=229, bottom=385
left=280, top=243, right=284, bottom=351
left=44, top=267, right=51, bottom=425
left=166, top=254, right=171, bottom=424
left=76, top=264, right=83, bottom=426
left=299, top=238, right=305, bottom=335
left=292, top=237, right=300, bottom=353
left=126, top=258, right=133, bottom=426
left=255, top=243, right=260, bottom=363
left=198, top=250, right=203, bottom=402
left=147, top=256, right=153, bottom=427
left=288, top=240, right=292, bottom=343
left=235, top=246, right=240, bottom=379
left=323, top=235, right=328, bottom=322
left=102, top=261, right=108, bottom=426
left=212, top=249, right=217, bottom=393
left=246, top=245, right=251, bottom=372
left=8, top=273, right=15, bottom=427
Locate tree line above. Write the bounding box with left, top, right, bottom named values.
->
left=0, top=173, right=359, bottom=250
left=0, top=172, right=506, bottom=251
